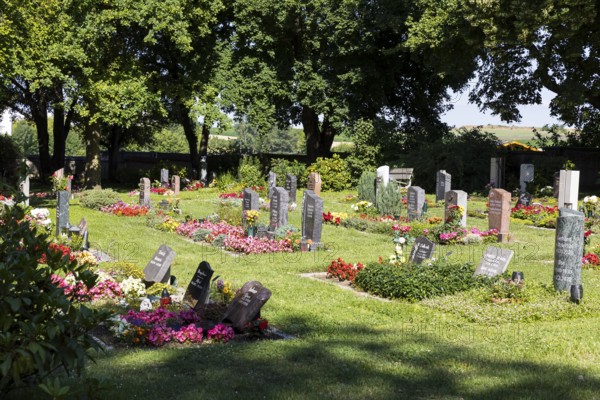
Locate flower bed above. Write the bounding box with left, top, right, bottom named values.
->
left=511, top=204, right=558, bottom=227
left=183, top=181, right=205, bottom=191
left=219, top=192, right=243, bottom=199
left=101, top=202, right=150, bottom=216
left=326, top=258, right=365, bottom=282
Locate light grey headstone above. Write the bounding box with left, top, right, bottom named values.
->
left=376, top=166, right=390, bottom=187
left=554, top=208, right=584, bottom=291
left=269, top=187, right=289, bottom=230
left=407, top=186, right=425, bottom=221
left=302, top=190, right=324, bottom=246
left=140, top=177, right=151, bottom=207
left=143, top=244, right=176, bottom=284
left=444, top=190, right=467, bottom=227
left=200, top=156, right=208, bottom=185
left=160, top=169, right=169, bottom=188
left=409, top=237, right=436, bottom=265
left=172, top=175, right=180, bottom=195
left=558, top=170, right=579, bottom=210
left=435, top=170, right=451, bottom=202
left=20, top=176, right=30, bottom=206
left=474, top=246, right=514, bottom=277
left=55, top=190, right=70, bottom=236
left=520, top=164, right=534, bottom=192
left=268, top=171, right=277, bottom=199
left=285, top=174, right=297, bottom=203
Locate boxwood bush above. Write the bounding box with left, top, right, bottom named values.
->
left=78, top=189, right=122, bottom=210
left=353, top=261, right=490, bottom=302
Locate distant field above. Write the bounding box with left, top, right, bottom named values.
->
left=455, top=125, right=539, bottom=142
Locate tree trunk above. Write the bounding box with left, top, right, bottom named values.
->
left=180, top=106, right=200, bottom=178
left=319, top=117, right=335, bottom=158
left=31, top=93, right=52, bottom=177
left=52, top=101, right=66, bottom=172
left=199, top=121, right=210, bottom=157
left=107, top=126, right=122, bottom=182
left=84, top=122, right=102, bottom=188
left=302, top=105, right=321, bottom=164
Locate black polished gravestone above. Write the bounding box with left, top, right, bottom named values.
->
left=183, top=261, right=214, bottom=309
left=302, top=190, right=324, bottom=246
left=269, top=187, right=289, bottom=230
left=56, top=190, right=70, bottom=236
left=516, top=192, right=533, bottom=207
left=221, top=281, right=272, bottom=330
left=143, top=244, right=176, bottom=284
left=474, top=246, right=514, bottom=277
left=285, top=174, right=297, bottom=203
left=409, top=237, right=436, bottom=265
left=554, top=208, right=584, bottom=291
left=242, top=188, right=259, bottom=225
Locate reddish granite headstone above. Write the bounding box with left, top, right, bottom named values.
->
left=488, top=188, right=511, bottom=242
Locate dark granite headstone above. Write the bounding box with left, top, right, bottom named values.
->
left=183, top=261, right=214, bottom=309
left=409, top=237, right=436, bottom=265
left=242, top=188, right=260, bottom=224
left=285, top=174, right=297, bottom=203
left=159, top=199, right=169, bottom=211
left=143, top=244, right=176, bottom=284
left=474, top=246, right=514, bottom=277
left=56, top=190, right=70, bottom=236
left=140, top=177, right=151, bottom=207
left=302, top=190, right=324, bottom=246
left=172, top=175, right=180, bottom=195
left=520, top=164, right=534, bottom=192
left=256, top=226, right=268, bottom=239
left=490, top=157, right=505, bottom=189
left=268, top=171, right=277, bottom=199
left=160, top=169, right=169, bottom=188
left=435, top=170, right=451, bottom=202
left=516, top=192, right=533, bottom=207
left=553, top=171, right=560, bottom=198
left=269, top=187, right=289, bottom=230
left=554, top=208, right=584, bottom=291
left=407, top=186, right=425, bottom=221
left=221, top=281, right=272, bottom=330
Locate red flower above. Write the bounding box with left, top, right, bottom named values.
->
left=585, top=230, right=592, bottom=238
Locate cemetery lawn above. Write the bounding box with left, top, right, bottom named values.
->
left=12, top=190, right=600, bottom=399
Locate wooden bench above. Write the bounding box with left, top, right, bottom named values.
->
left=389, top=168, right=414, bottom=188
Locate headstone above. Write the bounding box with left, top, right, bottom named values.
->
left=160, top=169, right=169, bottom=188
left=376, top=166, right=390, bottom=187
left=221, top=281, right=272, bottom=330
left=407, top=186, right=425, bottom=221
left=78, top=218, right=89, bottom=250
left=268, top=171, right=277, bottom=199
left=242, top=188, right=259, bottom=224
left=159, top=199, right=169, bottom=211
left=519, top=164, right=534, bottom=192
left=474, top=246, right=515, bottom=277
left=553, top=171, right=560, bottom=198
left=516, top=192, right=533, bottom=207
left=409, top=237, right=436, bottom=265
left=490, top=157, right=505, bottom=189
left=20, top=176, right=30, bottom=206
left=143, top=244, right=176, bottom=284
left=172, top=175, right=180, bottom=195
left=444, top=190, right=468, bottom=227
left=302, top=190, right=324, bottom=246
left=269, top=187, right=289, bottom=230
left=140, top=177, right=151, bottom=207
left=285, top=174, right=297, bottom=203
left=200, top=156, right=208, bottom=185
left=307, top=172, right=322, bottom=196
left=488, top=188, right=511, bottom=242
left=256, top=225, right=268, bottom=239
left=553, top=208, right=584, bottom=291
left=435, top=170, right=451, bottom=202
left=183, top=261, right=214, bottom=309
left=558, top=170, right=580, bottom=210
left=56, top=190, right=70, bottom=236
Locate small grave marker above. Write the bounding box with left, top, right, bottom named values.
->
left=285, top=174, right=297, bottom=203
left=143, top=244, right=176, bottom=284
left=516, top=192, right=533, bottom=207
left=444, top=190, right=467, bottom=227
left=307, top=172, right=322, bottom=196
left=302, top=190, right=324, bottom=247
left=160, top=169, right=169, bottom=188
left=78, top=218, right=89, bottom=250
left=183, top=261, right=214, bottom=309
left=554, top=208, right=584, bottom=291
left=435, top=170, right=451, bottom=202
left=474, top=246, right=514, bottom=277
left=56, top=190, right=70, bottom=236
left=242, top=188, right=259, bottom=224
left=520, top=164, right=534, bottom=192
left=172, top=175, right=180, bottom=195
left=140, top=177, right=151, bottom=207
left=20, top=176, right=30, bottom=206
left=221, top=281, right=272, bottom=330
left=409, top=237, right=435, bottom=265
left=488, top=188, right=511, bottom=242
left=407, top=186, right=425, bottom=221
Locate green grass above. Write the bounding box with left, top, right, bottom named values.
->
left=9, top=189, right=600, bottom=399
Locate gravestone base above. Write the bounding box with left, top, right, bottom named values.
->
left=497, top=232, right=510, bottom=243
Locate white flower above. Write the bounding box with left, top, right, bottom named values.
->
left=591, top=196, right=598, bottom=204
left=398, top=237, right=406, bottom=245
left=584, top=196, right=590, bottom=203
left=31, top=208, right=50, bottom=219
left=121, top=276, right=146, bottom=298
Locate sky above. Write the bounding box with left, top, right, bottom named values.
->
left=441, top=88, right=564, bottom=128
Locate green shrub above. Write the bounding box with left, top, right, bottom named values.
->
left=273, top=224, right=298, bottom=239
left=238, top=156, right=265, bottom=188
left=376, top=181, right=402, bottom=217
left=354, top=261, right=489, bottom=302
left=357, top=171, right=376, bottom=203
left=78, top=189, right=122, bottom=210
left=103, top=262, right=144, bottom=281
left=192, top=229, right=212, bottom=242
left=331, top=143, right=354, bottom=153
left=306, top=154, right=351, bottom=192
left=212, top=234, right=227, bottom=247
left=0, top=134, right=23, bottom=186
left=344, top=119, right=381, bottom=183
left=217, top=202, right=242, bottom=226
left=270, top=158, right=307, bottom=187
left=0, top=203, right=108, bottom=393
left=215, top=171, right=239, bottom=192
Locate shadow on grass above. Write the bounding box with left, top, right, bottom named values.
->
left=83, top=315, right=599, bottom=400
